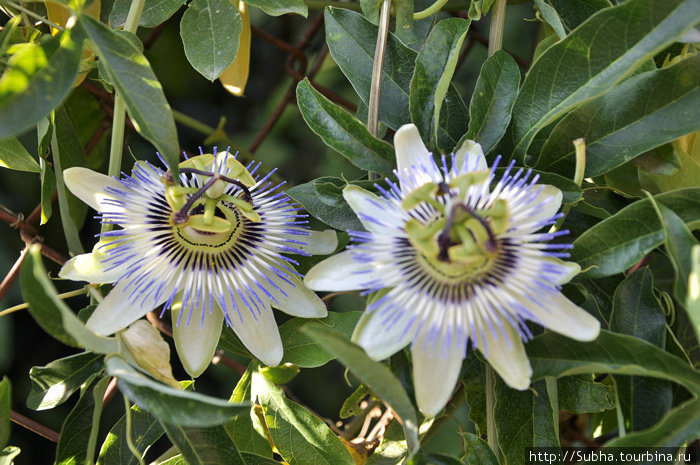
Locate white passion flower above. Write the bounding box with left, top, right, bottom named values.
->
left=60, top=149, right=337, bottom=377
left=304, top=124, right=600, bottom=417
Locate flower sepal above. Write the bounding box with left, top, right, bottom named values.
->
left=121, top=320, right=182, bottom=389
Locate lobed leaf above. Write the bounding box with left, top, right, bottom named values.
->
left=77, top=15, right=180, bottom=175
left=297, top=79, right=394, bottom=177
left=527, top=330, right=700, bottom=396
left=0, top=138, right=40, bottom=172
left=571, top=188, right=700, bottom=278
left=465, top=51, right=519, bottom=156
left=252, top=368, right=355, bottom=465
left=27, top=352, right=104, bottom=411
left=501, top=0, right=700, bottom=162
left=106, top=357, right=249, bottom=427
left=300, top=324, right=419, bottom=458
left=0, top=29, right=82, bottom=138
left=537, top=55, right=700, bottom=177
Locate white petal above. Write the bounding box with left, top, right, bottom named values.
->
left=476, top=322, right=532, bottom=390
left=452, top=139, right=487, bottom=175
left=224, top=294, right=283, bottom=367
left=513, top=291, right=600, bottom=342
left=295, top=229, right=338, bottom=255
left=352, top=305, right=415, bottom=360
left=261, top=269, right=327, bottom=318
left=304, top=250, right=380, bottom=292
left=59, top=240, right=126, bottom=284
left=513, top=185, right=562, bottom=232
left=172, top=303, right=224, bottom=377
left=86, top=279, right=171, bottom=335
left=411, top=327, right=464, bottom=417
left=343, top=185, right=402, bottom=233
left=64, top=167, right=124, bottom=213
left=543, top=257, right=581, bottom=285
left=393, top=124, right=441, bottom=193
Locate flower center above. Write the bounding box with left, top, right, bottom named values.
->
left=162, top=153, right=261, bottom=242
left=403, top=174, right=511, bottom=282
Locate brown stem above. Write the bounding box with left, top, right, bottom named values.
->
left=10, top=411, right=60, bottom=443
left=0, top=245, right=29, bottom=303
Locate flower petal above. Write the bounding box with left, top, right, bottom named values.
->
left=172, top=302, right=224, bottom=377
left=511, top=184, right=562, bottom=233
left=260, top=268, right=327, bottom=318
left=513, top=291, right=601, bottom=342
left=59, top=240, right=126, bottom=284
left=294, top=229, right=338, bottom=255
left=86, top=279, right=171, bottom=335
left=343, top=185, right=402, bottom=233
left=352, top=303, right=415, bottom=360
left=64, top=167, right=124, bottom=212
left=477, top=322, right=532, bottom=390
left=394, top=124, right=442, bottom=193
left=224, top=293, right=283, bottom=367
left=452, top=139, right=487, bottom=175
left=411, top=326, right=464, bottom=417
left=305, top=250, right=381, bottom=292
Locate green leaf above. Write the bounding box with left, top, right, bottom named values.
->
left=106, top=357, right=248, bottom=427
left=239, top=453, right=281, bottom=465
left=461, top=356, right=486, bottom=434
left=545, top=0, right=611, bottom=32
left=461, top=433, right=498, bottom=465
left=652, top=202, right=699, bottom=303
left=252, top=368, right=355, bottom=465
left=589, top=397, right=700, bottom=453
left=224, top=364, right=271, bottom=457
left=180, top=0, right=241, bottom=81
left=557, top=375, right=614, bottom=414
left=465, top=51, right=520, bottom=155
left=97, top=404, right=164, bottom=465
left=55, top=376, right=110, bottom=465
left=360, top=0, right=381, bottom=23
left=533, top=0, right=566, bottom=39
left=571, top=188, right=700, bottom=278
left=21, top=246, right=119, bottom=353
left=280, top=311, right=362, bottom=368
left=287, top=177, right=363, bottom=231
left=0, top=378, right=10, bottom=450
left=409, top=18, right=470, bottom=149
left=412, top=453, right=463, bottom=465
left=0, top=447, right=20, bottom=465
left=501, top=0, right=700, bottom=162
left=610, top=268, right=671, bottom=431
left=296, top=79, right=394, bottom=177
left=688, top=246, right=700, bottom=344
left=0, top=138, right=40, bottom=172
left=161, top=422, right=246, bottom=465
left=77, top=15, right=180, bottom=175
left=110, top=0, right=188, bottom=28
left=51, top=109, right=86, bottom=255
left=494, top=379, right=559, bottom=465
left=242, top=0, right=307, bottom=17
left=39, top=157, right=56, bottom=225
left=527, top=330, right=700, bottom=396
left=300, top=324, right=419, bottom=458
left=325, top=7, right=467, bottom=152
left=27, top=352, right=104, bottom=411
left=394, top=0, right=415, bottom=45
left=538, top=55, right=700, bottom=177
left=0, top=29, right=82, bottom=138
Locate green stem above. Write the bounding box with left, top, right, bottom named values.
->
left=305, top=0, right=475, bottom=12
left=552, top=138, right=586, bottom=231
left=367, top=0, right=391, bottom=141
left=0, top=287, right=88, bottom=317
left=488, top=0, right=507, bottom=57
left=123, top=394, right=146, bottom=465
left=171, top=110, right=248, bottom=156
left=485, top=367, right=501, bottom=461
left=612, top=377, right=627, bottom=438
left=2, top=1, right=64, bottom=30
left=414, top=0, right=448, bottom=20
left=103, top=0, right=145, bottom=234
